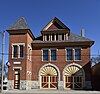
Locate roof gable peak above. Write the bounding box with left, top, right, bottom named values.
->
left=42, top=17, right=70, bottom=31
left=7, top=16, right=30, bottom=30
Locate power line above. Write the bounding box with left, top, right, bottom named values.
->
left=0, top=53, right=99, bottom=56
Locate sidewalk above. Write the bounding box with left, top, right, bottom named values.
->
left=1, top=89, right=100, bottom=94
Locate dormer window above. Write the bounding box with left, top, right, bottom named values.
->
left=52, top=34, right=55, bottom=41
left=62, top=33, right=64, bottom=40
left=43, top=33, right=68, bottom=41
left=56, top=34, right=58, bottom=40
left=47, top=34, right=49, bottom=41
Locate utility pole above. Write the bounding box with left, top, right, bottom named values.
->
left=0, top=31, right=5, bottom=92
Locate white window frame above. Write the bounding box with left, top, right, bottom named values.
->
left=50, top=48, right=58, bottom=62
left=12, top=43, right=25, bottom=59
left=65, top=48, right=73, bottom=61
left=41, top=48, right=49, bottom=62
left=73, top=47, right=82, bottom=61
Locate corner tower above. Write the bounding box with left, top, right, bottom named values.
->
left=7, top=17, right=34, bottom=90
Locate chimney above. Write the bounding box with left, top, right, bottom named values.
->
left=81, top=28, right=85, bottom=37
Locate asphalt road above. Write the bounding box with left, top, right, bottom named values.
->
left=1, top=89, right=100, bottom=94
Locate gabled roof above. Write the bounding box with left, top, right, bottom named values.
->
left=68, top=32, right=92, bottom=42
left=33, top=32, right=94, bottom=46
left=34, top=32, right=93, bottom=42
left=42, top=17, right=70, bottom=31
left=7, top=17, right=29, bottom=30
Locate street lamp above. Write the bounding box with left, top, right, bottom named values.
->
left=0, top=31, right=5, bottom=92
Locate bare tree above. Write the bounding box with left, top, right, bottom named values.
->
left=91, top=55, right=100, bottom=66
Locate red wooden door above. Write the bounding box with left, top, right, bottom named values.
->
left=65, top=76, right=83, bottom=89
left=14, top=69, right=20, bottom=89
left=41, top=75, right=58, bottom=89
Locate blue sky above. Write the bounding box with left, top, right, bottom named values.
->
left=0, top=0, right=100, bottom=63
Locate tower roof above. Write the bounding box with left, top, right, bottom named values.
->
left=7, top=17, right=29, bottom=30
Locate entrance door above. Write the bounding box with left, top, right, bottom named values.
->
left=63, top=65, right=84, bottom=89
left=14, top=69, right=20, bottom=89
left=41, top=75, right=58, bottom=89
left=65, top=76, right=83, bottom=89
left=40, top=65, right=58, bottom=89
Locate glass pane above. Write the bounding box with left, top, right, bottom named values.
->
left=52, top=34, right=54, bottom=41
left=51, top=50, right=56, bottom=61
left=43, top=50, right=48, bottom=61
left=47, top=34, right=49, bottom=41
left=74, top=76, right=77, bottom=82
left=75, top=49, right=81, bottom=60
left=56, top=34, right=58, bottom=40
left=20, top=45, right=24, bottom=57
left=13, top=45, right=18, bottom=58
left=67, top=49, right=72, bottom=60
left=77, top=77, right=79, bottom=82
left=62, top=33, right=64, bottom=40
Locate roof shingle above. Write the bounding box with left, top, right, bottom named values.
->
left=7, top=17, right=29, bottom=30
left=33, top=32, right=93, bottom=43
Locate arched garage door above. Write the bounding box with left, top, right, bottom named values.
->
left=40, top=65, right=58, bottom=89
left=63, top=65, right=84, bottom=89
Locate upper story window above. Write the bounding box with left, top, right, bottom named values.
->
left=12, top=43, right=25, bottom=59
left=43, top=49, right=48, bottom=61
left=20, top=45, right=24, bottom=58
left=62, top=33, right=64, bottom=40
left=47, top=34, right=49, bottom=41
left=52, top=34, right=55, bottom=41
left=56, top=34, right=58, bottom=40
left=66, top=49, right=73, bottom=61
left=43, top=33, right=68, bottom=41
left=75, top=49, right=81, bottom=60
left=13, top=45, right=18, bottom=58
left=51, top=49, right=56, bottom=61
left=42, top=48, right=57, bottom=62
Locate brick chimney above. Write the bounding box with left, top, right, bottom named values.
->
left=81, top=28, right=85, bottom=37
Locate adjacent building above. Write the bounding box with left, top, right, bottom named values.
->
left=7, top=17, right=94, bottom=90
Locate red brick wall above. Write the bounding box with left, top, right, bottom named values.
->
left=32, top=47, right=91, bottom=81
left=8, top=31, right=33, bottom=80
left=91, top=63, right=100, bottom=90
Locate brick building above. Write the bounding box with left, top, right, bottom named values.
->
left=7, top=17, right=94, bottom=90
left=91, top=62, right=100, bottom=90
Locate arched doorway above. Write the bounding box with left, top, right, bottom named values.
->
left=63, top=64, right=84, bottom=89
left=40, top=65, right=58, bottom=89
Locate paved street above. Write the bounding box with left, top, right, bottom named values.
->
left=1, top=89, right=100, bottom=94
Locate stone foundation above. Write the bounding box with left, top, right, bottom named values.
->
left=58, top=81, right=63, bottom=90
left=20, top=80, right=32, bottom=90
left=8, top=80, right=92, bottom=90
left=8, top=80, right=14, bottom=90
left=31, top=81, right=39, bottom=89
left=8, top=80, right=32, bottom=90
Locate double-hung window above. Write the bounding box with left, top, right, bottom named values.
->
left=75, top=49, right=81, bottom=60
left=12, top=43, right=25, bottom=58
left=43, top=49, right=48, bottom=61
left=66, top=49, right=73, bottom=61
left=51, top=49, right=56, bottom=61
left=13, top=45, right=18, bottom=58
left=20, top=45, right=24, bottom=58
